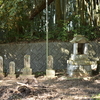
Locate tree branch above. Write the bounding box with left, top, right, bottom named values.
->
left=29, top=0, right=54, bottom=20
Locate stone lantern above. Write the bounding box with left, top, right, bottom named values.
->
left=67, top=35, right=97, bottom=77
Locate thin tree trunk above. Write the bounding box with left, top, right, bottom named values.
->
left=55, top=0, right=63, bottom=26
left=80, top=0, right=85, bottom=26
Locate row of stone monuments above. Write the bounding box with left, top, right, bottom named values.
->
left=0, top=55, right=33, bottom=79
left=0, top=54, right=56, bottom=79
left=0, top=35, right=99, bottom=79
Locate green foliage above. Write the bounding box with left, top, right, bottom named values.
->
left=0, top=0, right=99, bottom=43
left=92, top=93, right=100, bottom=100
left=56, top=23, right=69, bottom=41
left=0, top=0, right=47, bottom=43
left=0, top=0, right=32, bottom=42
left=79, top=25, right=99, bottom=40
left=34, top=71, right=46, bottom=77
left=0, top=0, right=29, bottom=28
left=48, top=23, right=74, bottom=42
left=48, top=19, right=99, bottom=42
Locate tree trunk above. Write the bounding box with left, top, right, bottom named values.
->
left=55, top=0, right=63, bottom=26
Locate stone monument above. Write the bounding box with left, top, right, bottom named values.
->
left=8, top=61, right=16, bottom=78
left=46, top=55, right=55, bottom=77
left=0, top=56, right=4, bottom=79
left=20, top=55, right=33, bottom=79
left=67, top=35, right=97, bottom=77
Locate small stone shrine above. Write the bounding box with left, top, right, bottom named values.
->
left=67, top=35, right=97, bottom=77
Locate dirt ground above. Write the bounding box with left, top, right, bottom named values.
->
left=0, top=74, right=100, bottom=100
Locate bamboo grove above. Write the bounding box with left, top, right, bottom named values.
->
left=0, top=0, right=100, bottom=42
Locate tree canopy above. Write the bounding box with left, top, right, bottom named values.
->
left=0, top=0, right=100, bottom=43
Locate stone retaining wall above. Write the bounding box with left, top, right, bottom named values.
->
left=0, top=42, right=100, bottom=73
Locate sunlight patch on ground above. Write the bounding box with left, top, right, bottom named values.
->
left=94, top=80, right=100, bottom=83
left=73, top=96, right=92, bottom=99
left=92, top=94, right=100, bottom=99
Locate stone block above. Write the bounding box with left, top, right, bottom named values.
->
left=83, top=65, right=91, bottom=71
left=24, top=55, right=30, bottom=68
left=0, top=56, right=4, bottom=78
left=8, top=61, right=16, bottom=78
left=0, top=73, right=4, bottom=80
left=21, top=67, right=32, bottom=75
left=47, top=55, right=53, bottom=70
left=46, top=69, right=55, bottom=77
left=21, top=55, right=32, bottom=76
left=0, top=56, right=3, bottom=73
left=9, top=61, right=15, bottom=75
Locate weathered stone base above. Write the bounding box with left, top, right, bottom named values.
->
left=46, top=69, right=55, bottom=78
left=0, top=73, right=4, bottom=80
left=73, top=71, right=92, bottom=77
left=7, top=74, right=16, bottom=79
left=21, top=67, right=32, bottom=75
left=67, top=65, right=92, bottom=77
left=18, top=75, right=34, bottom=79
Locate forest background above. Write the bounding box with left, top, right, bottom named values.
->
left=0, top=0, right=100, bottom=43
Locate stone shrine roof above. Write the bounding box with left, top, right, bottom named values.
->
left=70, top=35, right=89, bottom=43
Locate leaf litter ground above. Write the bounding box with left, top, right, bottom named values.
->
left=0, top=74, right=100, bottom=100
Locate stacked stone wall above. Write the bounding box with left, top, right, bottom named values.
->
left=0, top=42, right=99, bottom=74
